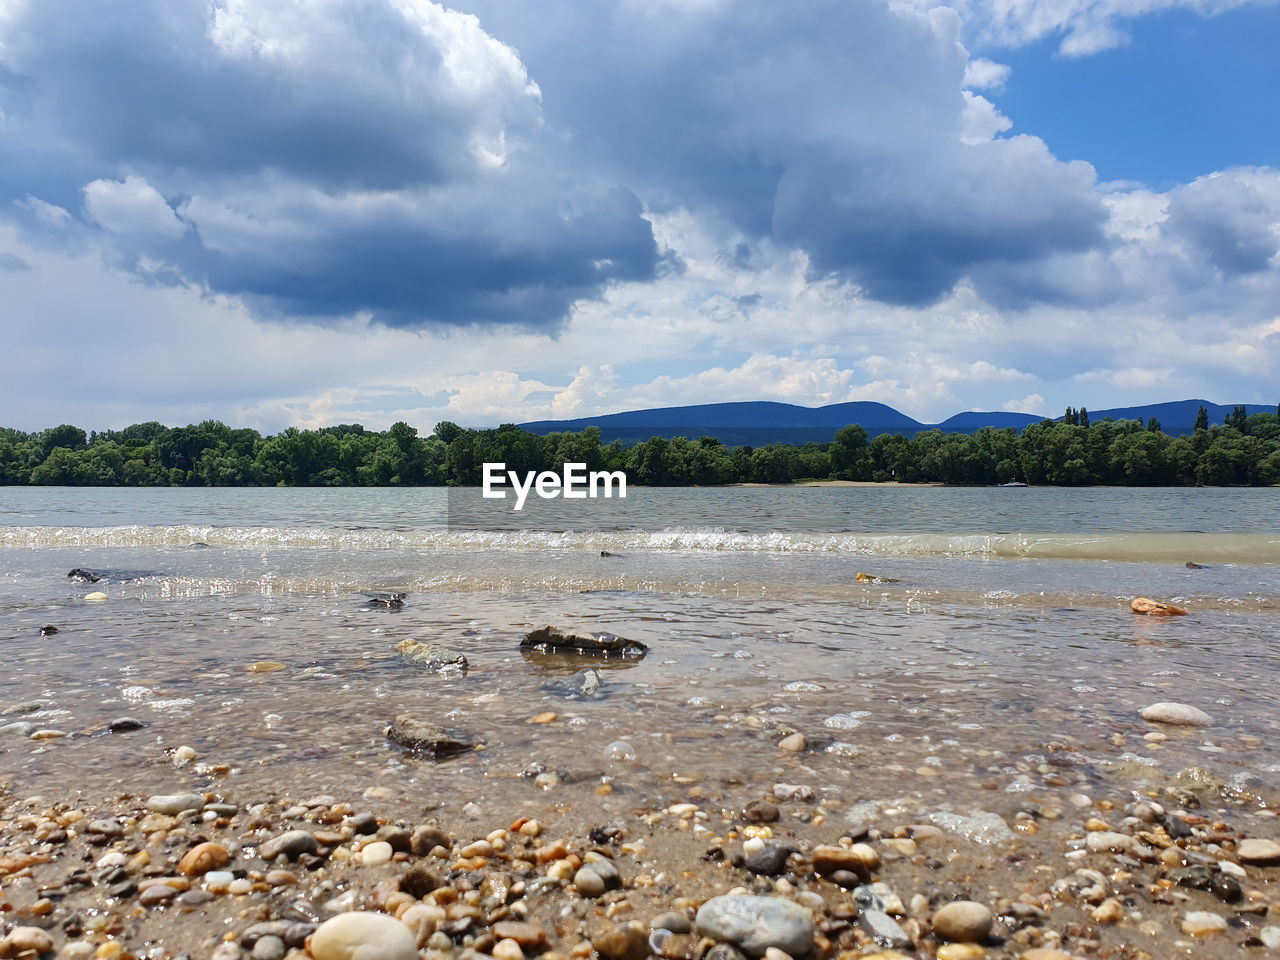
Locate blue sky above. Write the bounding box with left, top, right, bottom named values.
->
left=0, top=0, right=1277, bottom=432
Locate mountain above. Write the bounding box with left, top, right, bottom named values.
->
left=1082, top=400, right=1272, bottom=436
left=518, top=398, right=1275, bottom=446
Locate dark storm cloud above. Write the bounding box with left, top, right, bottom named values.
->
left=0, top=0, right=658, bottom=327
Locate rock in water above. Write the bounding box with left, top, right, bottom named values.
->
left=309, top=912, right=417, bottom=960
left=39, top=625, right=58, bottom=636
left=696, top=895, right=816, bottom=958
left=1131, top=596, right=1188, bottom=616
left=396, top=639, right=468, bottom=672
left=855, top=572, right=901, bottom=583
left=385, top=714, right=473, bottom=757
left=542, top=668, right=606, bottom=699
left=931, top=901, right=993, bottom=943
left=1140, top=702, right=1211, bottom=726
left=146, top=794, right=205, bottom=815
left=522, top=625, right=648, bottom=659
left=365, top=591, right=406, bottom=609
left=67, top=568, right=101, bottom=582
left=84, top=591, right=108, bottom=602
left=1185, top=561, right=1207, bottom=569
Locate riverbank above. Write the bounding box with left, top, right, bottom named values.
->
left=3, top=732, right=1280, bottom=959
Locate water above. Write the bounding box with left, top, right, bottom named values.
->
left=1, top=484, right=1278, bottom=826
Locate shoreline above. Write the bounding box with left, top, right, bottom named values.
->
left=3, top=743, right=1279, bottom=959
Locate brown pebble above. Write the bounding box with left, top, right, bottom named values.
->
left=492, top=921, right=548, bottom=950
left=529, top=712, right=557, bottom=724
left=411, top=825, right=450, bottom=857
left=594, top=922, right=649, bottom=960
left=177, top=841, right=229, bottom=876
left=743, top=800, right=780, bottom=823
left=138, top=884, right=179, bottom=907
left=812, top=844, right=873, bottom=881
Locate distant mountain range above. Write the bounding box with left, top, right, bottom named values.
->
left=519, top=399, right=1276, bottom=446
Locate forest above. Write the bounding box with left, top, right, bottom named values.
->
left=1, top=405, right=1278, bottom=487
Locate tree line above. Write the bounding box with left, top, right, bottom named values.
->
left=1, top=405, right=1279, bottom=487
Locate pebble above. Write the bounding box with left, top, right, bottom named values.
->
left=743, top=840, right=797, bottom=876
left=696, top=895, right=816, bottom=959
left=85, top=591, right=108, bottom=601
left=594, top=921, right=650, bottom=960
left=359, top=840, right=394, bottom=865
left=931, top=901, right=993, bottom=943
left=260, top=829, right=318, bottom=861
left=493, top=939, right=525, bottom=960
left=651, top=912, right=693, bottom=934
left=491, top=921, right=547, bottom=950
left=139, top=884, right=178, bottom=906
left=574, top=866, right=606, bottom=896
left=743, top=800, right=779, bottom=823
left=1237, top=838, right=1280, bottom=863
left=860, top=908, right=911, bottom=949
left=1181, top=911, right=1228, bottom=935
left=107, top=717, right=146, bottom=732
left=0, top=927, right=55, bottom=954
left=936, top=946, right=986, bottom=960
left=1091, top=898, right=1124, bottom=923
left=1140, top=702, right=1211, bottom=726
left=251, top=936, right=287, bottom=960
left=178, top=841, right=229, bottom=876
left=1018, top=951, right=1075, bottom=960
left=146, top=793, right=205, bottom=815
left=778, top=733, right=806, bottom=752
left=811, top=844, right=874, bottom=880
left=309, top=912, right=418, bottom=960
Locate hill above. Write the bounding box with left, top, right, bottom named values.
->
left=519, top=398, right=1276, bottom=446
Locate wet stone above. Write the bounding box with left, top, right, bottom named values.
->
left=932, top=901, right=993, bottom=943
left=1238, top=838, right=1280, bottom=864
left=696, top=895, right=816, bottom=959
left=396, top=639, right=468, bottom=672
left=1140, top=702, right=1211, bottom=726
left=1182, top=911, right=1228, bottom=936
left=411, top=825, right=449, bottom=856
left=259, top=830, right=318, bottom=861
left=860, top=909, right=911, bottom=950
left=743, top=800, right=780, bottom=823
left=251, top=937, right=286, bottom=960
left=812, top=845, right=873, bottom=881
left=521, top=625, right=649, bottom=660
left=743, top=841, right=798, bottom=876
left=651, top=913, right=693, bottom=935
left=595, top=921, right=651, bottom=960
left=542, top=668, right=606, bottom=699
left=107, top=717, right=146, bottom=732
left=146, top=793, right=205, bottom=815
left=310, top=912, right=417, bottom=960
left=384, top=713, right=474, bottom=757
left=349, top=812, right=378, bottom=834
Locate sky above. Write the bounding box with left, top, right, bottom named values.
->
left=1, top=0, right=1278, bottom=433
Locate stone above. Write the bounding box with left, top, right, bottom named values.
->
left=1140, top=702, right=1210, bottom=726
left=0, top=721, right=36, bottom=736
left=360, top=840, right=393, bottom=865
left=396, top=639, right=468, bottom=672
left=743, top=800, right=779, bottom=823
left=251, top=937, right=286, bottom=960
left=146, top=794, right=205, bottom=815
left=107, top=717, right=146, bottom=732
left=84, top=591, right=108, bottom=601
left=696, top=895, right=816, bottom=958
left=38, top=624, right=58, bottom=636
left=410, top=825, right=449, bottom=856
left=521, top=625, right=648, bottom=660
left=574, top=866, right=606, bottom=896
left=366, top=592, right=406, bottom=609
left=778, top=733, right=806, bottom=752
left=0, top=926, right=54, bottom=954
left=1131, top=597, right=1188, bottom=616
left=811, top=844, right=873, bottom=881
left=936, top=947, right=985, bottom=960
left=1180, top=911, right=1228, bottom=936
left=492, top=922, right=547, bottom=951
left=1019, top=951, right=1075, bottom=960
left=493, top=939, right=524, bottom=960
left=542, top=668, right=606, bottom=699
left=860, top=909, right=911, bottom=949
left=594, top=921, right=650, bottom=960
left=259, top=830, right=318, bottom=861
left=402, top=865, right=439, bottom=898
left=178, top=841, right=229, bottom=876
left=743, top=840, right=798, bottom=876
left=309, top=912, right=417, bottom=960
left=1091, top=898, right=1123, bottom=924
left=651, top=913, right=693, bottom=935
left=68, top=568, right=101, bottom=582
left=384, top=714, right=473, bottom=757
left=932, top=901, right=993, bottom=943
left=1238, top=838, right=1280, bottom=863
left=139, top=884, right=178, bottom=906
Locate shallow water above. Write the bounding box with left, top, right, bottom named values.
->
left=1, top=485, right=1278, bottom=825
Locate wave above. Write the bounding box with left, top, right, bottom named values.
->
left=2, top=524, right=1280, bottom=563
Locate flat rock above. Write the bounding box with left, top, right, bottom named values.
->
left=396, top=639, right=468, bottom=672
left=1131, top=596, right=1188, bottom=616
left=521, top=625, right=648, bottom=660
left=385, top=714, right=474, bottom=757
left=146, top=794, right=205, bottom=815
left=932, top=901, right=993, bottom=943
left=812, top=844, right=873, bottom=881
left=1238, top=838, right=1280, bottom=864
left=1181, top=911, right=1228, bottom=936
left=696, top=894, right=815, bottom=958
left=860, top=909, right=911, bottom=949
left=310, top=912, right=417, bottom=960
left=1140, top=702, right=1211, bottom=726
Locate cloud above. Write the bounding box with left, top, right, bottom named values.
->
left=83, top=176, right=186, bottom=241
left=0, top=0, right=657, bottom=328
left=963, top=57, right=1011, bottom=89
left=1161, top=168, right=1280, bottom=277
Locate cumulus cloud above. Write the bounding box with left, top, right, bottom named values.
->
left=0, top=0, right=657, bottom=327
